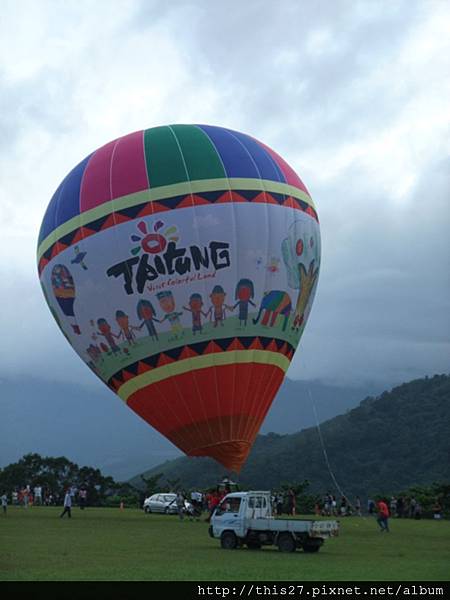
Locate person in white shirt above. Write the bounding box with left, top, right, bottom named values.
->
left=1, top=493, right=7, bottom=515
left=34, top=486, right=42, bottom=506
left=60, top=489, right=72, bottom=518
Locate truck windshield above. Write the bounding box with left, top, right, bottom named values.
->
left=216, top=497, right=242, bottom=515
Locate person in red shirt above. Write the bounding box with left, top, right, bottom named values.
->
left=205, top=489, right=221, bottom=522
left=377, top=499, right=390, bottom=532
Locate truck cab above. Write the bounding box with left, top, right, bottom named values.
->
left=211, top=492, right=270, bottom=537
left=209, top=491, right=339, bottom=553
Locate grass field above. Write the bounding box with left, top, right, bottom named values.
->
left=1, top=507, right=449, bottom=581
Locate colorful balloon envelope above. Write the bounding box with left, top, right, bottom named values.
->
left=37, top=125, right=321, bottom=472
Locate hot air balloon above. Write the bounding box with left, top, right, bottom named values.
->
left=37, top=125, right=321, bottom=472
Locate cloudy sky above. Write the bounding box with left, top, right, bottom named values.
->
left=1, top=0, right=449, bottom=390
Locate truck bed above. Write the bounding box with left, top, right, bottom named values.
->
left=246, top=518, right=339, bottom=537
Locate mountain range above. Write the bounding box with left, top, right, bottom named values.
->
left=0, top=375, right=380, bottom=480
left=131, top=374, right=450, bottom=499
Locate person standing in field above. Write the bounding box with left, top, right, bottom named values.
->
left=34, top=485, right=42, bottom=506
left=190, top=490, right=203, bottom=519
left=376, top=499, right=390, bottom=532
left=390, top=496, right=397, bottom=518
left=22, top=487, right=29, bottom=508
left=79, top=488, right=87, bottom=510
left=1, top=493, right=7, bottom=515
left=276, top=492, right=284, bottom=516
left=331, top=495, right=337, bottom=516
left=355, top=496, right=362, bottom=516
left=60, top=489, right=72, bottom=519
left=205, top=489, right=221, bottom=522
left=287, top=489, right=296, bottom=516
left=176, top=491, right=185, bottom=521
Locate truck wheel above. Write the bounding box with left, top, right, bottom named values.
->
left=277, top=533, right=296, bottom=553
left=221, top=531, right=238, bottom=550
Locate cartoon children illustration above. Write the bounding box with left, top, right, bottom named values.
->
left=136, top=299, right=160, bottom=341
left=183, top=293, right=208, bottom=335
left=97, top=318, right=121, bottom=354
left=207, top=285, right=233, bottom=328
left=115, top=310, right=139, bottom=346
left=86, top=343, right=102, bottom=372
left=89, top=319, right=102, bottom=354
left=233, top=278, right=256, bottom=326
left=86, top=342, right=102, bottom=363
left=156, top=291, right=184, bottom=340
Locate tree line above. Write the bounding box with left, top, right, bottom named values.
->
left=1, top=453, right=448, bottom=518
left=0, top=453, right=139, bottom=507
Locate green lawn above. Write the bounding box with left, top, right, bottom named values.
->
left=1, top=507, right=449, bottom=581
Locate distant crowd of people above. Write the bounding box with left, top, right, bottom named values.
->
left=172, top=486, right=232, bottom=521
left=1, top=485, right=88, bottom=516
left=272, top=489, right=298, bottom=516
left=367, top=495, right=432, bottom=520
left=312, top=492, right=443, bottom=521
left=315, top=493, right=360, bottom=517
left=169, top=486, right=300, bottom=522
left=2, top=482, right=444, bottom=531
left=310, top=492, right=444, bottom=533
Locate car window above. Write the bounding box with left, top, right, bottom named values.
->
left=217, top=497, right=241, bottom=514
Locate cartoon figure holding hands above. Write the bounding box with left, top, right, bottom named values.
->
left=89, top=319, right=102, bottom=354
left=156, top=291, right=184, bottom=340
left=183, top=293, right=208, bottom=335
left=207, top=285, right=233, bottom=328
left=97, top=318, right=121, bottom=354
left=233, top=278, right=256, bottom=327
left=115, top=310, right=139, bottom=346
left=136, top=299, right=160, bottom=341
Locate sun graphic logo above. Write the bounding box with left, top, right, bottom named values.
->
left=130, top=220, right=179, bottom=255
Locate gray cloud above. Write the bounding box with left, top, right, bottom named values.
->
left=0, top=0, right=448, bottom=391
left=294, top=157, right=450, bottom=385
left=162, top=0, right=424, bottom=145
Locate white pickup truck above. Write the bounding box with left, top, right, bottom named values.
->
left=209, top=491, right=339, bottom=553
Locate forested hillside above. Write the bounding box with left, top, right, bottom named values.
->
left=132, top=374, right=450, bottom=498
